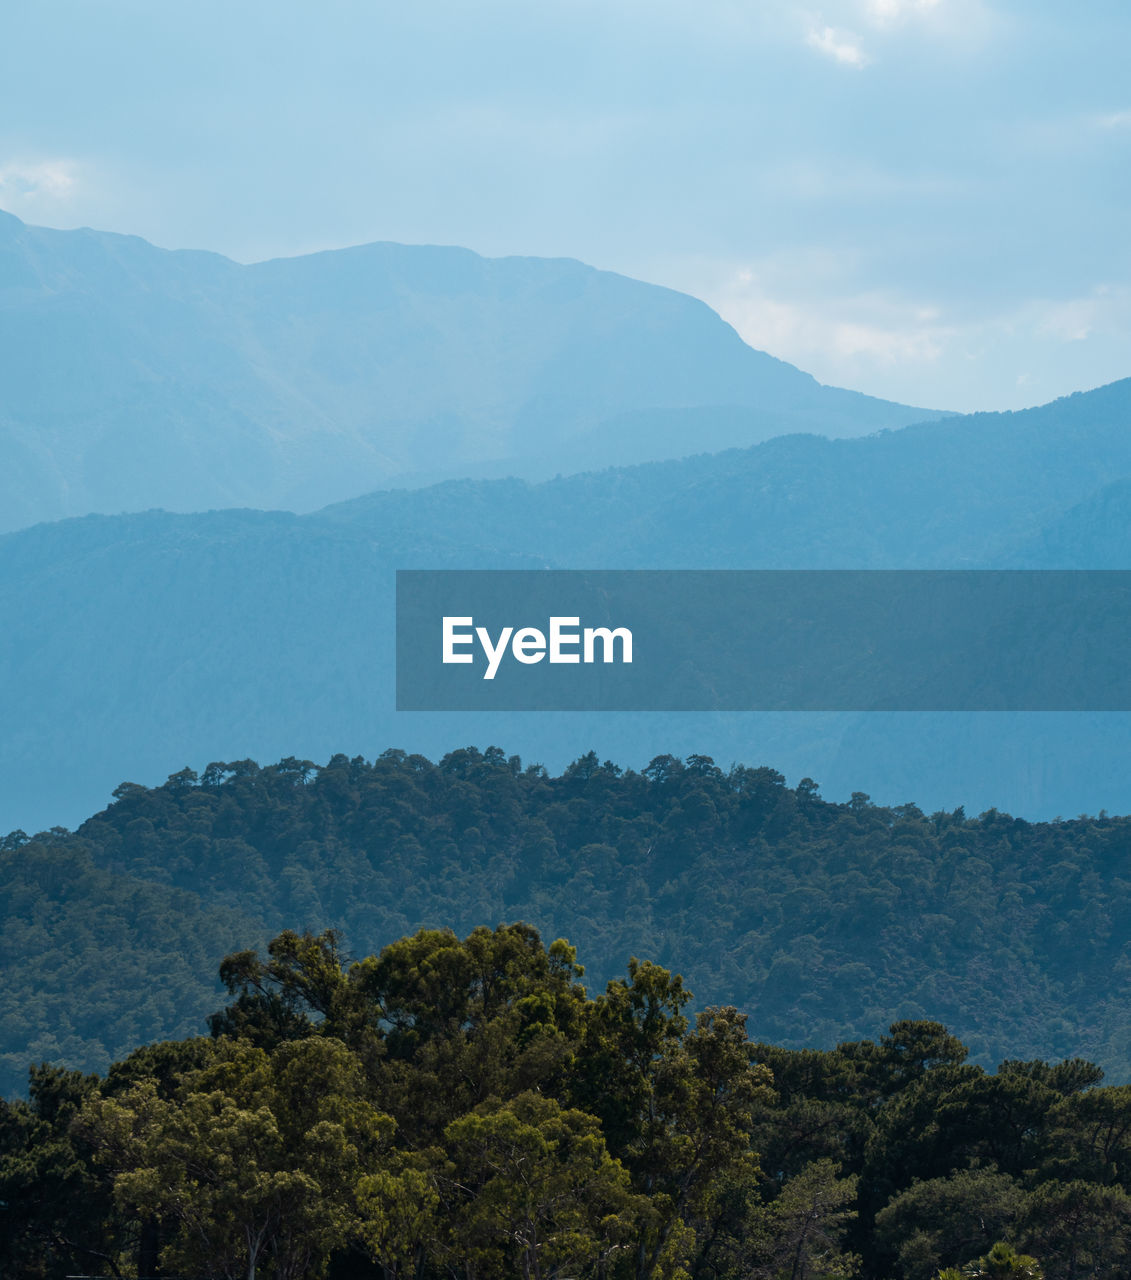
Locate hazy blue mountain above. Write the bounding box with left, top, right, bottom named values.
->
left=0, top=209, right=941, bottom=533
left=2, top=378, right=1130, bottom=836
left=1006, top=477, right=1131, bottom=568
left=320, top=377, right=1131, bottom=568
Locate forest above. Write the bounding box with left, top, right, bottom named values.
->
left=4, top=922, right=1131, bottom=1279
left=5, top=746, right=1131, bottom=1100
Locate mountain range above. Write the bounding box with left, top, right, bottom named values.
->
left=2, top=376, right=1130, bottom=834
left=4, top=214, right=1131, bottom=1107
left=0, top=210, right=942, bottom=532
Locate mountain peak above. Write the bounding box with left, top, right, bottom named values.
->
left=0, top=218, right=947, bottom=533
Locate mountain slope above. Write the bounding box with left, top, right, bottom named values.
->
left=0, top=831, right=257, bottom=1095
left=0, top=210, right=941, bottom=532
left=1, top=379, right=1130, bottom=833
left=321, top=377, right=1131, bottom=568
left=6, top=749, right=1131, bottom=1098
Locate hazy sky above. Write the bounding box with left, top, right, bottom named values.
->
left=2, top=0, right=1128, bottom=412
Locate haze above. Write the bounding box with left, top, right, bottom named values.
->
left=2, top=0, right=1128, bottom=413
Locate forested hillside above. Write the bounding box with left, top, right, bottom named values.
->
left=6, top=748, right=1131, bottom=1100
left=0, top=833, right=258, bottom=1101
left=5, top=923, right=1131, bottom=1280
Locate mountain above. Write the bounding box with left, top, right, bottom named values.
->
left=0, top=210, right=942, bottom=533
left=319, top=377, right=1131, bottom=568
left=1007, top=477, right=1131, bottom=568
left=1, top=378, right=1130, bottom=835
left=6, top=748, right=1131, bottom=1101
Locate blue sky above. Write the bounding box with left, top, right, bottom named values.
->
left=2, top=0, right=1128, bottom=412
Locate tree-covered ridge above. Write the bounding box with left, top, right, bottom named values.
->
left=6, top=747, right=1131, bottom=1099
left=0, top=831, right=260, bottom=1097
left=4, top=924, right=1131, bottom=1279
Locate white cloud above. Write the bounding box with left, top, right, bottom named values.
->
left=685, top=259, right=1131, bottom=411
left=806, top=23, right=869, bottom=66
left=801, top=0, right=997, bottom=52
left=0, top=159, right=81, bottom=217
left=703, top=265, right=953, bottom=375
left=1096, top=110, right=1131, bottom=130
left=833, top=319, right=944, bottom=364
left=1029, top=287, right=1130, bottom=345
left=1037, top=301, right=1093, bottom=343
left=864, top=0, right=942, bottom=25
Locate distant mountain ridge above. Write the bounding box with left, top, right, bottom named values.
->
left=0, top=209, right=942, bottom=533
left=2, top=376, right=1130, bottom=834
left=319, top=377, right=1131, bottom=569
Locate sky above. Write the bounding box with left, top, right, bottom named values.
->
left=1, top=0, right=1128, bottom=413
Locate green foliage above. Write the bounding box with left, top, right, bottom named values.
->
left=9, top=923, right=1131, bottom=1279
left=0, top=836, right=257, bottom=1098
left=439, top=1092, right=638, bottom=1279
left=760, top=1158, right=859, bottom=1280
left=80, top=1035, right=394, bottom=1280
left=961, top=1241, right=1043, bottom=1279
left=9, top=748, right=1131, bottom=1099
left=1016, top=1181, right=1131, bottom=1279
left=0, top=1065, right=121, bottom=1279
left=874, top=1169, right=1025, bottom=1280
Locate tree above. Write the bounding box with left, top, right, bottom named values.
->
left=439, top=1092, right=639, bottom=1280
left=209, top=929, right=370, bottom=1053
left=356, top=1156, right=441, bottom=1280
left=576, top=965, right=772, bottom=1279
left=354, top=923, right=588, bottom=1140
left=0, top=1066, right=122, bottom=1279
left=961, top=1241, right=1042, bottom=1279
left=873, top=1169, right=1025, bottom=1280
left=758, top=1160, right=859, bottom=1280
left=1017, top=1180, right=1131, bottom=1280
left=82, top=1036, right=394, bottom=1280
